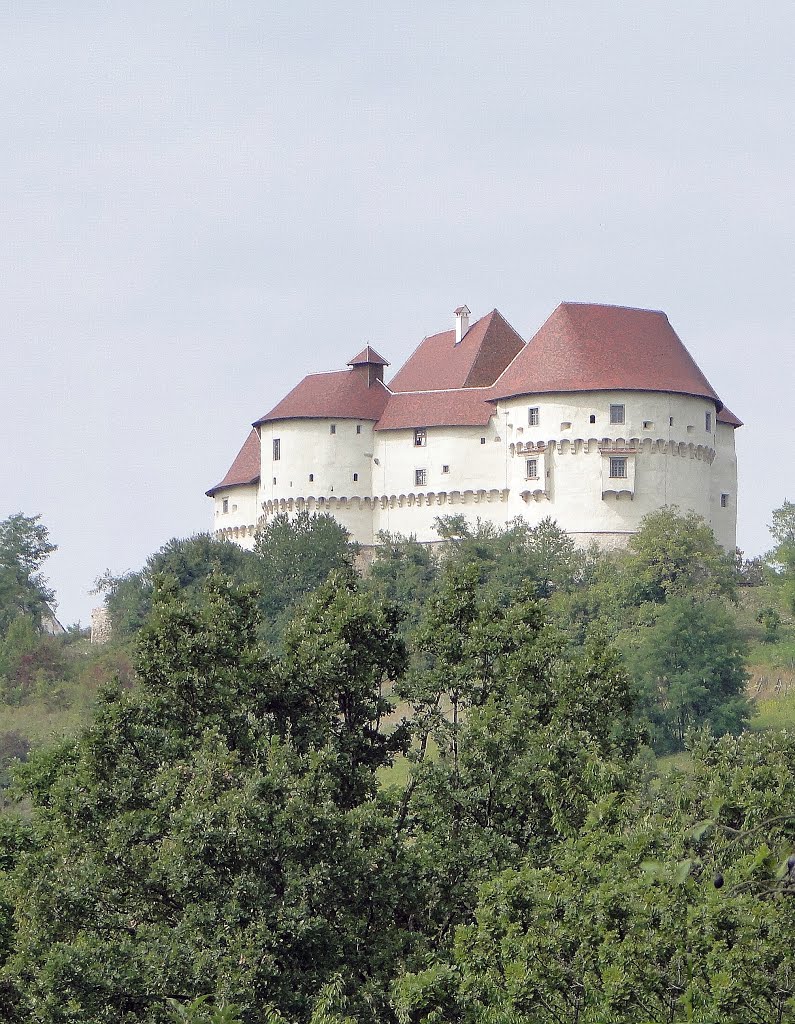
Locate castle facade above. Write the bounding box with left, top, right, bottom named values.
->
left=207, top=302, right=740, bottom=552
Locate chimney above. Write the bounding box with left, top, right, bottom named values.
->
left=454, top=305, right=470, bottom=345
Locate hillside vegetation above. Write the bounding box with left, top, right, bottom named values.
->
left=0, top=503, right=794, bottom=1023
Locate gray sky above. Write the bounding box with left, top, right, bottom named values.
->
left=1, top=2, right=793, bottom=626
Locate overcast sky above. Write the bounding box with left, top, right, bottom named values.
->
left=1, top=2, right=793, bottom=626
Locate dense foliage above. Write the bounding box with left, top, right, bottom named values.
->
left=0, top=504, right=793, bottom=1022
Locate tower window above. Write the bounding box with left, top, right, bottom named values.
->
left=480, top=437, right=486, bottom=444
left=353, top=473, right=358, bottom=482
left=414, top=428, right=426, bottom=447
left=356, top=424, right=362, bottom=434
left=526, top=458, right=538, bottom=479
left=273, top=438, right=281, bottom=461
left=609, top=404, right=625, bottom=425
left=705, top=412, right=712, bottom=432
left=415, top=468, right=426, bottom=487
left=528, top=407, right=539, bottom=426
left=222, top=498, right=229, bottom=514
left=721, top=493, right=729, bottom=508
left=589, top=414, right=596, bottom=424
left=309, top=473, right=313, bottom=482
left=609, top=457, right=627, bottom=479
left=330, top=424, right=336, bottom=435
left=442, top=464, right=450, bottom=474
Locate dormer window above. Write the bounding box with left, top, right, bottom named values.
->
left=414, top=428, right=427, bottom=447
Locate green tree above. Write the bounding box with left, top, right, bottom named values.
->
left=95, top=534, right=255, bottom=640
left=4, top=575, right=412, bottom=1023
left=627, top=597, right=750, bottom=752
left=427, top=729, right=795, bottom=1024
left=0, top=514, right=56, bottom=636
left=625, top=506, right=738, bottom=604
left=767, top=499, right=795, bottom=613
left=252, top=511, right=357, bottom=634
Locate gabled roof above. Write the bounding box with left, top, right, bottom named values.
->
left=389, top=309, right=525, bottom=393
left=206, top=428, right=260, bottom=496
left=492, top=303, right=723, bottom=408
left=254, top=369, right=391, bottom=425
left=374, top=388, right=496, bottom=431
left=348, top=345, right=389, bottom=367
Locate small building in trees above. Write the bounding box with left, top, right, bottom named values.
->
left=207, top=303, right=740, bottom=551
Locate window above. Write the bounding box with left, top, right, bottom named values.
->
left=609, top=404, right=625, bottom=425
left=353, top=473, right=358, bottom=482
left=528, top=407, right=539, bottom=426
left=705, top=412, right=712, bottom=432
left=356, top=424, right=362, bottom=434
left=721, top=493, right=729, bottom=508
left=643, top=420, right=653, bottom=430
left=669, top=417, right=674, bottom=426
left=442, top=464, right=450, bottom=474
left=526, top=458, right=538, bottom=479
left=273, top=438, right=280, bottom=461
left=414, top=428, right=426, bottom=447
left=415, top=468, right=426, bottom=487
left=609, top=457, right=627, bottom=479
left=309, top=473, right=314, bottom=482
left=330, top=424, right=336, bottom=435
left=222, top=498, right=229, bottom=514
left=273, top=477, right=277, bottom=485
left=560, top=421, right=571, bottom=431
left=480, top=437, right=486, bottom=445
left=589, top=414, right=596, bottom=424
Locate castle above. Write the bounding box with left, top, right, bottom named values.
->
left=207, top=302, right=741, bottom=552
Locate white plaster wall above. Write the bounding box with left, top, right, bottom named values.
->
left=371, top=420, right=507, bottom=537
left=710, top=422, right=739, bottom=550
left=214, top=390, right=737, bottom=553
left=212, top=483, right=259, bottom=549
left=258, top=418, right=378, bottom=544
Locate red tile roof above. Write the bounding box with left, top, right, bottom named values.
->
left=206, top=428, right=260, bottom=496
left=717, top=405, right=743, bottom=427
left=254, top=369, right=391, bottom=425
left=348, top=345, right=389, bottom=367
left=374, top=389, right=496, bottom=431
left=493, top=303, right=723, bottom=408
left=389, top=310, right=525, bottom=392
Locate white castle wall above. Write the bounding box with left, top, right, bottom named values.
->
left=214, top=389, right=738, bottom=552
left=212, top=482, right=259, bottom=548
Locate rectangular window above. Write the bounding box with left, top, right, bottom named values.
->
left=526, top=458, right=538, bottom=479
left=643, top=420, right=653, bottom=430
left=669, top=417, right=674, bottom=426
left=721, top=493, right=729, bottom=508
left=356, top=424, right=362, bottom=434
left=609, top=457, right=627, bottom=479
left=309, top=473, right=314, bottom=482
left=442, top=464, right=450, bottom=474
left=705, top=412, right=712, bottom=432
left=480, top=437, right=486, bottom=444
left=222, top=498, right=229, bottom=514
left=609, top=404, right=625, bottom=425
left=353, top=473, right=358, bottom=482
left=560, top=421, right=571, bottom=431
left=528, top=406, right=539, bottom=426
left=414, top=428, right=426, bottom=447
left=273, top=438, right=281, bottom=461
left=415, top=468, right=426, bottom=487
left=330, top=424, right=336, bottom=435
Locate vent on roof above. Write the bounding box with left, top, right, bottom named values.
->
left=454, top=305, right=470, bottom=345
